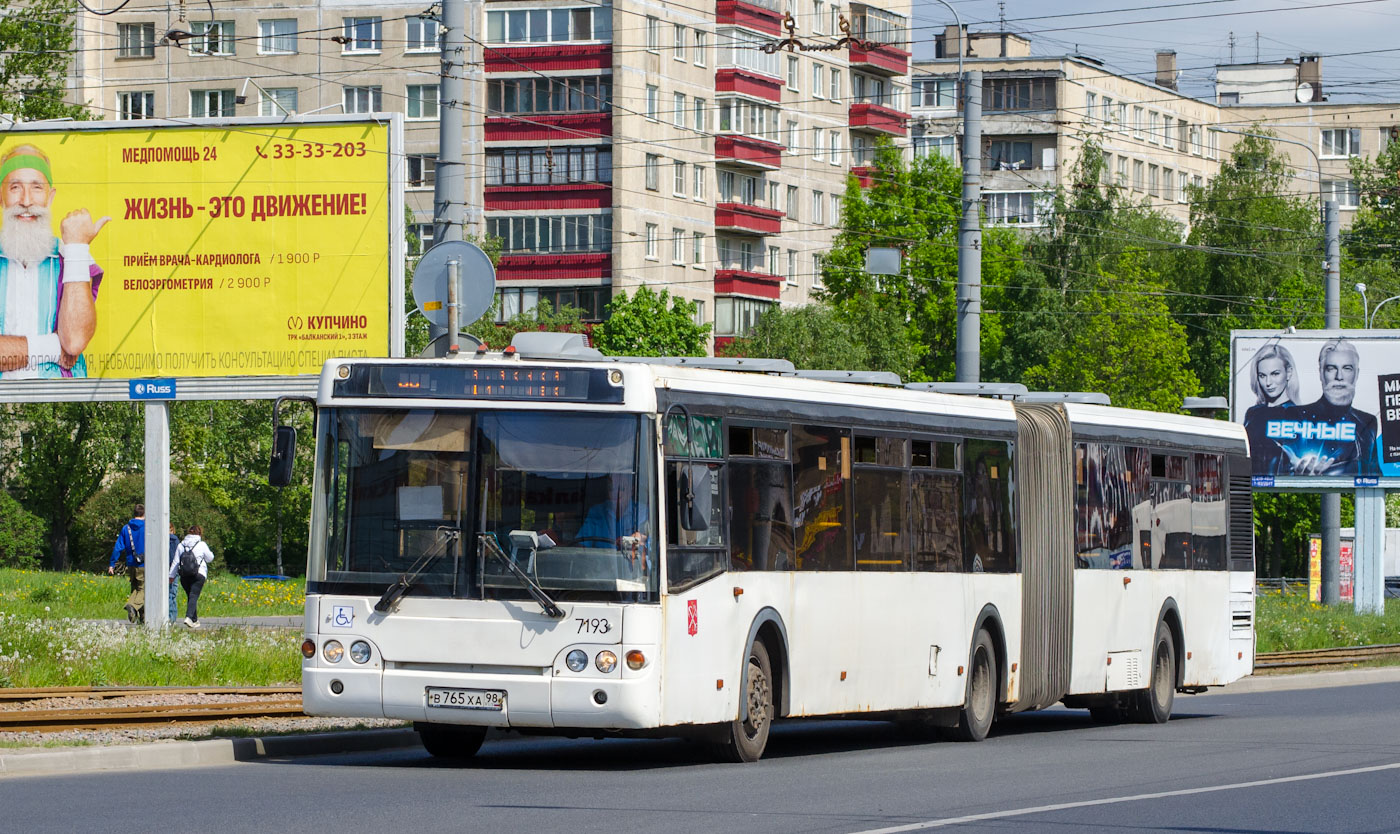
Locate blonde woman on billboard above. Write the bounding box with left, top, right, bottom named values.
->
left=0, top=143, right=107, bottom=379
left=1243, top=344, right=1299, bottom=475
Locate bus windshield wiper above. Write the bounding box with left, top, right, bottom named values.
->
left=479, top=533, right=565, bottom=618
left=375, top=527, right=459, bottom=613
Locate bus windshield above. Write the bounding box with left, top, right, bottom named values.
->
left=308, top=408, right=657, bottom=604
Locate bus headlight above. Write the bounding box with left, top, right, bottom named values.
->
left=626, top=650, right=646, bottom=670
left=349, top=640, right=372, bottom=664
left=595, top=650, right=618, bottom=673
left=322, top=640, right=345, bottom=663
left=566, top=649, right=589, bottom=672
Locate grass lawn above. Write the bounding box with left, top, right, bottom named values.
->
left=1255, top=591, right=1400, bottom=653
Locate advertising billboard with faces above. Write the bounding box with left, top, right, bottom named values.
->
left=1231, top=330, right=1400, bottom=488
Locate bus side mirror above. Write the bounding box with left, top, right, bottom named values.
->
left=269, top=425, right=297, bottom=487
left=680, top=464, right=712, bottom=532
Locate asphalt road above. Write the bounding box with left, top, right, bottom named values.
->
left=6, top=680, right=1399, bottom=834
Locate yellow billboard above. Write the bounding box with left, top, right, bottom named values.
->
left=0, top=118, right=399, bottom=380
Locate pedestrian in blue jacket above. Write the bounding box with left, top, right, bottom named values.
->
left=107, top=504, right=146, bottom=623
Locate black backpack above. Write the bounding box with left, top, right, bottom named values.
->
left=177, top=545, right=201, bottom=579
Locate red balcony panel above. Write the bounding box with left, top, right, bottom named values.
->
left=486, top=112, right=611, bottom=142
left=485, top=43, right=612, bottom=73
left=848, top=102, right=908, bottom=137
left=485, top=183, right=611, bottom=211
left=716, top=0, right=782, bottom=35
left=714, top=336, right=737, bottom=352
left=714, top=135, right=783, bottom=171
left=714, top=270, right=782, bottom=299
left=715, top=203, right=784, bottom=235
left=850, top=166, right=876, bottom=188
left=848, top=42, right=910, bottom=76
left=496, top=252, right=611, bottom=282
left=714, top=68, right=782, bottom=103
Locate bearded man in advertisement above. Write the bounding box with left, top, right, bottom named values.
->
left=0, top=143, right=106, bottom=379
left=1278, top=339, right=1380, bottom=476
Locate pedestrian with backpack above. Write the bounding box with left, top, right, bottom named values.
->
left=107, top=504, right=146, bottom=623
left=169, top=525, right=215, bottom=628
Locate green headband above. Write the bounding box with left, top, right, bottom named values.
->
left=0, top=155, right=53, bottom=187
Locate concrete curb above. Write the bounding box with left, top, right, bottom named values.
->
left=1213, top=665, right=1400, bottom=694
left=0, top=727, right=419, bottom=779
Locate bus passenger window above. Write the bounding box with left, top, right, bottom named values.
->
left=962, top=439, right=1016, bottom=573
left=854, top=436, right=908, bottom=571
left=728, top=460, right=794, bottom=571
left=792, top=425, right=850, bottom=571
left=1192, top=453, right=1226, bottom=570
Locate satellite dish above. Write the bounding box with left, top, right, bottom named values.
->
left=1296, top=82, right=1316, bottom=103
left=411, top=240, right=496, bottom=328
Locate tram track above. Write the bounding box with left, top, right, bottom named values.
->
left=1253, top=644, right=1400, bottom=670
left=0, top=686, right=304, bottom=734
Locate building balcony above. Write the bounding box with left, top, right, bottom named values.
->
left=715, top=68, right=782, bottom=103
left=484, top=182, right=611, bottom=211
left=484, top=42, right=611, bottom=73
left=848, top=42, right=909, bottom=77
left=496, top=251, right=611, bottom=282
left=850, top=165, right=876, bottom=188
left=714, top=269, right=782, bottom=299
left=714, top=134, right=783, bottom=171
left=716, top=0, right=783, bottom=35
left=485, top=111, right=610, bottom=142
left=715, top=203, right=783, bottom=235
left=848, top=102, right=908, bottom=137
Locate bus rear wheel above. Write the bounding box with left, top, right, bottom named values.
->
left=945, top=630, right=997, bottom=742
left=712, top=641, right=774, bottom=763
left=1130, top=622, right=1176, bottom=724
left=415, top=722, right=487, bottom=759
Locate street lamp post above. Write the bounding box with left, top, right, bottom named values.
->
left=1355, top=282, right=1400, bottom=328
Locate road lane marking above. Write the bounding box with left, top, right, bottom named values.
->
left=852, top=761, right=1400, bottom=832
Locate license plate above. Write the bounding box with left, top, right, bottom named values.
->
left=425, top=687, right=505, bottom=711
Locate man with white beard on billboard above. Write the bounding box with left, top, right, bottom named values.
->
left=0, top=143, right=106, bottom=378
left=1272, top=338, right=1381, bottom=476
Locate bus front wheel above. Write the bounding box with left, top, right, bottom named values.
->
left=713, top=641, right=774, bottom=763
left=1130, top=621, right=1176, bottom=724
left=945, top=630, right=997, bottom=742
left=415, top=722, right=487, bottom=759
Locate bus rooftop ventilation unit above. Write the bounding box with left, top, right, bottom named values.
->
left=509, top=332, right=604, bottom=361
left=906, top=382, right=1028, bottom=399
left=1016, top=391, right=1112, bottom=405
left=788, top=370, right=904, bottom=386
left=610, top=356, right=797, bottom=374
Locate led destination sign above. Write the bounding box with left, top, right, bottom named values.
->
left=334, top=364, right=624, bottom=403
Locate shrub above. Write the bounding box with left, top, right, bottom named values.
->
left=0, top=491, right=47, bottom=569
left=70, top=475, right=229, bottom=573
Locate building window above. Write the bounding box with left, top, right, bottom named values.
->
left=1162, top=168, right=1174, bottom=201
left=1117, top=156, right=1127, bottom=187
left=485, top=147, right=611, bottom=186
left=812, top=253, right=824, bottom=289
left=694, top=165, right=706, bottom=200
left=714, top=297, right=773, bottom=337
left=694, top=30, right=707, bottom=64
left=646, top=85, right=658, bottom=120
left=813, top=0, right=826, bottom=35
left=1178, top=171, right=1190, bottom=203
left=694, top=299, right=706, bottom=326
left=1148, top=164, right=1159, bottom=197
left=190, top=89, right=236, bottom=118
left=813, top=127, right=824, bottom=161
left=915, top=78, right=956, bottom=108
left=674, top=92, right=686, bottom=127
left=985, top=192, right=1044, bottom=225
left=646, top=16, right=659, bottom=51
left=1132, top=106, right=1144, bottom=138
left=829, top=130, right=842, bottom=165
left=1219, top=92, right=1239, bottom=106
left=912, top=134, right=955, bottom=162
left=786, top=184, right=798, bottom=220
left=768, top=181, right=780, bottom=209
left=486, top=76, right=611, bottom=115
left=787, top=249, right=797, bottom=285
left=406, top=16, right=440, bottom=51
left=717, top=236, right=758, bottom=271
left=259, top=87, right=297, bottom=117
left=1322, top=128, right=1362, bottom=158
left=787, top=56, right=800, bottom=90
left=486, top=8, right=610, bottom=43
left=497, top=286, right=611, bottom=323
left=189, top=20, right=234, bottom=55
left=830, top=194, right=842, bottom=224
left=694, top=98, right=706, bottom=131
left=813, top=64, right=825, bottom=98
left=983, top=77, right=1055, bottom=111
left=1160, top=115, right=1173, bottom=145
left=258, top=19, right=297, bottom=55
left=645, top=154, right=660, bottom=190
left=343, top=86, right=382, bottom=114
left=408, top=155, right=437, bottom=190
left=812, top=190, right=824, bottom=224
left=406, top=85, right=440, bottom=119
left=786, top=120, right=798, bottom=152
left=829, top=67, right=840, bottom=101
left=117, top=23, right=155, bottom=58
left=988, top=140, right=1032, bottom=170
left=408, top=222, right=434, bottom=256
left=848, top=4, right=908, bottom=47
left=1132, top=160, right=1144, bottom=191
left=674, top=23, right=686, bottom=60
left=717, top=97, right=780, bottom=141
left=718, top=170, right=762, bottom=206
left=1323, top=179, right=1360, bottom=208
left=486, top=214, right=613, bottom=255
left=768, top=245, right=780, bottom=275
left=693, top=232, right=705, bottom=266
left=853, top=74, right=888, bottom=106
left=717, top=27, right=779, bottom=78
left=645, top=223, right=659, bottom=259
left=342, top=17, right=382, bottom=52
left=1148, top=112, right=1160, bottom=144
left=1084, top=92, right=1097, bottom=121
left=673, top=228, right=686, bottom=264
left=674, top=160, right=686, bottom=195
left=117, top=91, right=155, bottom=120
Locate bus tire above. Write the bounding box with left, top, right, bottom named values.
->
left=1131, top=621, right=1176, bottom=724
left=712, top=640, right=774, bottom=763
left=945, top=630, right=997, bottom=742
left=415, top=722, right=487, bottom=759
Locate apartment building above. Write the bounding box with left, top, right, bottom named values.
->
left=1216, top=57, right=1400, bottom=224
left=69, top=0, right=913, bottom=344
left=908, top=28, right=1223, bottom=227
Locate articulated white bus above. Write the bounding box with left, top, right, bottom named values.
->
left=282, top=339, right=1254, bottom=762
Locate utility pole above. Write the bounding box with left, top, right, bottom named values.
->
left=1320, top=199, right=1341, bottom=605
left=956, top=70, right=983, bottom=382
left=430, top=0, right=467, bottom=352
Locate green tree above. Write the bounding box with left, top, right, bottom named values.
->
left=0, top=0, right=92, bottom=121
left=591, top=285, right=709, bottom=356
left=1023, top=251, right=1200, bottom=411
left=1174, top=131, right=1321, bottom=396
left=0, top=490, right=46, bottom=569
left=69, top=474, right=230, bottom=573
left=465, top=299, right=591, bottom=349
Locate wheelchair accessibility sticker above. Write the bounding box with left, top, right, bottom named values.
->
left=331, top=605, right=354, bottom=628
